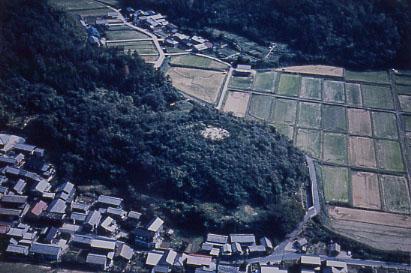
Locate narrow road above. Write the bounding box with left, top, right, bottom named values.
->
left=216, top=67, right=233, bottom=110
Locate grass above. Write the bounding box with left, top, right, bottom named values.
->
left=395, top=75, right=411, bottom=86
left=347, top=109, right=372, bottom=136
left=403, top=115, right=411, bottom=132
left=322, top=133, right=347, bottom=164
left=322, top=105, right=347, bottom=133
left=253, top=71, right=277, bottom=92
left=106, top=26, right=151, bottom=40
left=380, top=175, right=411, bottom=214
left=361, top=85, right=394, bottom=110
left=296, top=128, right=321, bottom=158
left=108, top=41, right=159, bottom=55
left=345, top=83, right=362, bottom=106
left=300, top=77, right=322, bottom=100
left=72, top=7, right=112, bottom=17
left=48, top=0, right=106, bottom=10
left=322, top=165, right=349, bottom=204
left=345, top=70, right=390, bottom=84
left=229, top=75, right=254, bottom=90
left=248, top=94, right=273, bottom=120
left=398, top=95, right=411, bottom=112
left=298, top=102, right=321, bottom=129
left=276, top=73, right=301, bottom=97
left=323, top=80, right=345, bottom=104
left=396, top=85, right=411, bottom=95
left=269, top=98, right=297, bottom=125
left=371, top=112, right=398, bottom=139
left=169, top=55, right=229, bottom=71
left=272, top=123, right=294, bottom=140
left=375, top=140, right=404, bottom=172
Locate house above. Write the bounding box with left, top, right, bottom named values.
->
left=233, top=64, right=252, bottom=76
left=152, top=265, right=170, bottom=273
left=70, top=212, right=87, bottom=224
left=0, top=134, right=25, bottom=153
left=231, top=242, right=243, bottom=255
left=164, top=38, right=179, bottom=48
left=127, top=210, right=141, bottom=221
left=84, top=210, right=102, bottom=231
left=107, top=11, right=119, bottom=19
left=30, top=200, right=48, bottom=217
left=32, top=180, right=51, bottom=195
left=299, top=256, right=321, bottom=273
left=116, top=243, right=134, bottom=261
left=260, top=265, right=288, bottom=273
left=14, top=143, right=36, bottom=155
left=100, top=216, right=117, bottom=234
left=90, top=238, right=116, bottom=252
left=55, top=181, right=75, bottom=202
left=185, top=254, right=213, bottom=268
left=0, top=208, right=23, bottom=221
left=328, top=242, right=341, bottom=256
left=13, top=179, right=26, bottom=195
left=323, top=260, right=347, bottom=273
left=191, top=35, right=207, bottom=45
left=71, top=201, right=90, bottom=212
left=1, top=194, right=28, bottom=208
left=159, top=249, right=177, bottom=266
left=135, top=216, right=164, bottom=248
left=247, top=245, right=266, bottom=257
left=106, top=207, right=126, bottom=220
left=206, top=233, right=228, bottom=247
left=30, top=242, right=62, bottom=261
left=173, top=33, right=190, bottom=42
left=71, top=234, right=93, bottom=248
left=47, top=198, right=67, bottom=214
left=147, top=217, right=164, bottom=233
left=86, top=253, right=111, bottom=271
left=229, top=234, right=256, bottom=247
left=59, top=223, right=81, bottom=235
left=44, top=227, right=59, bottom=243
left=6, top=244, right=29, bottom=256
left=146, top=250, right=165, bottom=267
left=97, top=195, right=123, bottom=208
left=260, top=237, right=274, bottom=251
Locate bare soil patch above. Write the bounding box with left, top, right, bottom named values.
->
left=277, top=65, right=344, bottom=77
left=351, top=171, right=381, bottom=210
left=222, top=91, right=251, bottom=117
left=348, top=137, right=376, bottom=168
left=347, top=109, right=372, bottom=136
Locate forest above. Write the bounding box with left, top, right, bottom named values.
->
left=127, top=0, right=411, bottom=69
left=0, top=0, right=308, bottom=238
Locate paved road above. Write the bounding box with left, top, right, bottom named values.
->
left=216, top=67, right=233, bottom=110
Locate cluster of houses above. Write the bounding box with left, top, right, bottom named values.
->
left=79, top=11, right=122, bottom=46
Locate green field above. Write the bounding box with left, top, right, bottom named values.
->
left=71, top=7, right=112, bottom=17
left=403, top=115, right=411, bottom=132
left=48, top=0, right=106, bottom=10
left=345, top=70, right=390, bottom=84
left=347, top=109, right=372, bottom=136
left=272, top=123, right=294, bottom=140
left=277, top=73, right=301, bottom=97
left=345, top=83, right=362, bottom=106
left=253, top=71, right=277, bottom=92
left=300, top=77, right=322, bottom=100
left=248, top=94, right=273, bottom=120
left=108, top=40, right=158, bottom=55
left=375, top=140, right=404, bottom=172
left=106, top=25, right=151, bottom=40
left=269, top=98, right=297, bottom=125
left=372, top=112, right=398, bottom=139
left=298, top=102, right=321, bottom=129
left=322, top=133, right=347, bottom=164
left=395, top=75, right=411, bottom=86
left=397, top=84, right=411, bottom=95
left=380, top=175, right=411, bottom=214
left=322, top=166, right=349, bottom=204
left=322, top=105, right=347, bottom=133
left=296, top=128, right=321, bottom=158
left=170, top=55, right=229, bottom=71
left=323, top=80, right=345, bottom=104
left=229, top=75, right=254, bottom=90
left=398, top=95, right=411, bottom=112
left=361, top=85, right=394, bottom=110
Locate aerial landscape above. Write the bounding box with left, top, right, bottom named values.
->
left=0, top=0, right=410, bottom=272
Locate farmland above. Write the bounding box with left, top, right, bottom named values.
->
left=361, top=85, right=394, bottom=110
left=107, top=40, right=159, bottom=55
left=298, top=102, right=321, bottom=129
left=169, top=55, right=229, bottom=71
left=105, top=25, right=151, bottom=40
left=300, top=77, right=322, bottom=100
left=323, top=80, right=345, bottom=104
left=322, top=133, right=347, bottom=164
left=222, top=91, right=250, bottom=117
left=351, top=171, right=381, bottom=210
left=229, top=75, right=254, bottom=90
left=380, top=175, right=411, bottom=214
left=253, top=71, right=277, bottom=92
left=347, top=109, right=372, bottom=136
left=277, top=73, right=301, bottom=97
left=269, top=98, right=297, bottom=125
left=322, top=166, right=349, bottom=204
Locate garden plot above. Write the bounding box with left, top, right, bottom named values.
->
left=375, top=140, right=404, bottom=172
left=253, top=71, right=277, bottom=92
left=322, top=133, right=347, bottom=164
left=345, top=70, right=390, bottom=84
left=277, top=65, right=344, bottom=77
left=371, top=112, right=398, bottom=140
left=402, top=115, right=411, bottom=132
left=248, top=94, right=273, bottom=120
left=108, top=40, right=159, bottom=55
left=398, top=95, right=411, bottom=112
left=166, top=67, right=226, bottom=104
left=269, top=98, right=297, bottom=125
left=73, top=7, right=112, bottom=17
left=106, top=25, right=151, bottom=40
left=170, top=55, right=229, bottom=71
left=345, top=83, right=362, bottom=107
left=323, top=80, right=345, bottom=104
left=272, top=124, right=294, bottom=140
left=361, top=84, right=394, bottom=110
left=347, top=109, right=372, bottom=136
left=322, top=166, right=349, bottom=204
left=348, top=136, right=376, bottom=168
left=397, top=85, right=411, bottom=95
left=298, top=102, right=321, bottom=129
left=300, top=77, right=322, bottom=100
left=296, top=128, right=321, bottom=158
left=229, top=75, right=254, bottom=90
left=380, top=175, right=411, bottom=214
left=395, top=75, right=411, bottom=86
left=351, top=171, right=381, bottom=210
left=49, top=0, right=106, bottom=10
left=222, top=91, right=251, bottom=117
left=322, top=105, right=347, bottom=133
left=276, top=73, right=301, bottom=97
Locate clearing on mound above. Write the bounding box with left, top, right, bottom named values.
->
left=296, top=128, right=321, bottom=158
left=322, top=105, right=347, bottom=133
left=222, top=91, right=250, bottom=117
left=361, top=84, right=394, bottom=110
left=322, top=133, right=347, bottom=164
left=371, top=111, right=398, bottom=140
left=345, top=83, right=362, bottom=107
left=380, top=175, right=411, bottom=214
left=269, top=98, right=297, bottom=125
left=398, top=95, right=411, bottom=112
left=277, top=73, right=301, bottom=97
left=201, top=126, right=230, bottom=141
left=169, top=55, right=229, bottom=71
left=277, top=65, right=344, bottom=77
left=298, top=102, right=321, bottom=129
left=347, top=108, right=372, bottom=136
left=322, top=166, right=349, bottom=204
left=253, top=71, right=277, bottom=92
left=166, top=67, right=226, bottom=104
left=348, top=136, right=376, bottom=168
left=105, top=25, right=151, bottom=40
left=351, top=171, right=381, bottom=210
left=323, top=80, right=345, bottom=104
left=300, top=77, right=322, bottom=100
left=375, top=140, right=404, bottom=172
left=345, top=70, right=390, bottom=84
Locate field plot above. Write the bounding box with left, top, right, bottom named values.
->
left=296, top=128, right=321, bottom=158
left=248, top=94, right=273, bottom=120
left=322, top=105, right=347, bottom=133
left=222, top=91, right=250, bottom=117
left=397, top=84, right=411, bottom=95
left=269, top=98, right=297, bottom=125
left=97, top=0, right=119, bottom=6
left=361, top=84, right=394, bottom=110
left=402, top=115, right=411, bottom=132
left=300, top=77, right=322, bottom=100
left=380, top=175, right=411, bottom=214
left=272, top=124, right=294, bottom=140
left=347, top=109, right=372, bottom=136
left=345, top=70, right=390, bottom=84
left=375, top=140, right=404, bottom=172
left=49, top=0, right=106, bottom=10
left=229, top=75, right=254, bottom=90
left=277, top=73, right=301, bottom=97
left=323, top=80, right=345, bottom=104
left=348, top=137, right=376, bottom=168
left=140, top=55, right=158, bottom=63
left=166, top=67, right=226, bottom=104
left=277, top=65, right=344, bottom=77
left=322, top=166, right=349, bottom=204
left=351, top=171, right=381, bottom=210
left=395, top=75, right=411, bottom=86
left=170, top=55, right=229, bottom=71
left=106, top=25, right=151, bottom=40
left=322, top=133, right=347, bottom=164
left=398, top=95, right=411, bottom=112
left=371, top=112, right=398, bottom=139
left=253, top=71, right=277, bottom=92
left=345, top=83, right=362, bottom=106
left=298, top=102, right=321, bottom=129
left=72, top=7, right=112, bottom=17
left=108, top=40, right=159, bottom=55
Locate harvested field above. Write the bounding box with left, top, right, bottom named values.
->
left=345, top=83, right=362, bottom=107
left=348, top=136, right=376, bottom=168
left=380, top=175, right=411, bottom=214
left=272, top=124, right=294, bottom=140
left=323, top=80, right=345, bottom=104
left=395, top=75, right=411, bottom=85
left=397, top=84, right=411, bottom=95
left=298, top=102, right=321, bottom=129
left=371, top=111, right=398, bottom=139
left=269, top=98, right=297, bottom=125
left=253, top=71, right=277, bottom=92
left=398, top=95, right=411, bottom=112
left=322, top=133, right=347, bottom=164
left=403, top=115, right=411, bottom=132
left=375, top=140, right=404, bottom=172
left=277, top=65, right=344, bottom=77
left=361, top=84, right=394, bottom=110
left=296, top=128, right=321, bottom=158
left=222, top=91, right=251, bottom=117
left=351, top=171, right=381, bottom=210
left=248, top=94, right=273, bottom=120
left=106, top=25, right=151, bottom=40
left=322, top=105, right=347, bottom=133
left=166, top=67, right=226, bottom=104
left=300, top=77, right=322, bottom=100
left=322, top=166, right=349, bottom=204
left=229, top=75, right=254, bottom=90
left=345, top=70, right=390, bottom=84
left=277, top=73, right=301, bottom=97
left=347, top=109, right=372, bottom=136
left=170, top=55, right=229, bottom=71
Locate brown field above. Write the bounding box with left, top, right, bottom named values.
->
left=348, top=137, right=376, bottom=168
left=222, top=91, right=251, bottom=117
left=347, top=109, right=372, bottom=136
left=166, top=67, right=226, bottom=104
left=351, top=171, right=381, bottom=210
left=277, top=65, right=344, bottom=77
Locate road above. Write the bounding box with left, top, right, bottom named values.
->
left=216, top=67, right=233, bottom=110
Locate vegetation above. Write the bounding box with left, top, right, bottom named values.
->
left=0, top=0, right=309, bottom=238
